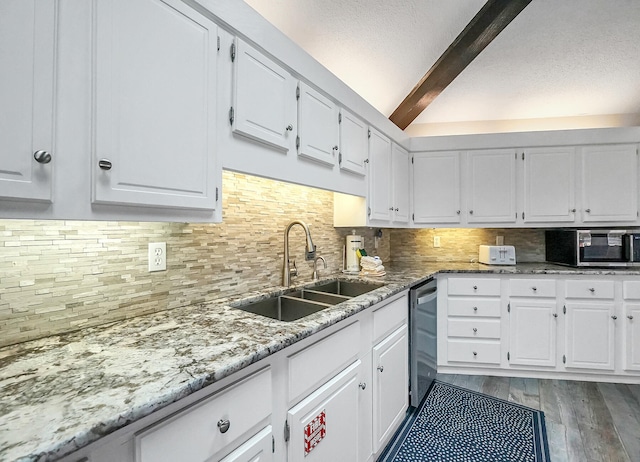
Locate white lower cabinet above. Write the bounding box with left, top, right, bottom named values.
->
left=287, top=360, right=362, bottom=462
left=439, top=275, right=639, bottom=382
left=219, top=426, right=273, bottom=462
left=372, top=326, right=408, bottom=452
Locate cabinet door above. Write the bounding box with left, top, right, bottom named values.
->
left=391, top=144, right=410, bottom=224
left=373, top=326, right=408, bottom=452
left=219, top=426, right=273, bottom=462
left=466, top=149, right=517, bottom=223
left=508, top=300, right=557, bottom=367
left=296, top=82, right=338, bottom=167
left=232, top=39, right=296, bottom=153
left=287, top=361, right=361, bottom=462
left=523, top=147, right=576, bottom=223
left=368, top=128, right=391, bottom=222
left=94, top=0, right=218, bottom=210
left=623, top=303, right=640, bottom=371
left=564, top=302, right=615, bottom=370
left=581, top=144, right=638, bottom=222
left=0, top=0, right=55, bottom=202
left=413, top=151, right=461, bottom=224
left=339, top=110, right=368, bottom=176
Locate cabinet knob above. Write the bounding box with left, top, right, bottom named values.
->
left=333, top=145, right=338, bottom=151
left=570, top=208, right=576, bottom=213
left=33, top=150, right=52, bottom=164
left=456, top=210, right=461, bottom=215
left=473, top=285, right=478, bottom=290
left=628, top=315, right=634, bottom=320
left=473, top=327, right=478, bottom=333
left=588, top=287, right=595, bottom=293
left=377, top=365, right=384, bottom=372
left=98, top=159, right=113, bottom=171
left=585, top=208, right=591, bottom=213
left=359, top=382, right=367, bottom=390
left=469, top=210, right=474, bottom=215
left=611, top=315, right=618, bottom=320
left=472, top=351, right=477, bottom=357
left=473, top=306, right=478, bottom=312
left=217, top=419, right=230, bottom=433
left=389, top=207, right=394, bottom=211
left=364, top=158, right=370, bottom=163
left=553, top=313, right=558, bottom=318
left=532, top=287, right=537, bottom=292
left=395, top=208, right=399, bottom=212
left=286, top=124, right=293, bottom=131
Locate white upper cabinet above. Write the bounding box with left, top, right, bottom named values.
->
left=522, top=147, right=576, bottom=223
left=465, top=149, right=517, bottom=223
left=391, top=144, right=410, bottom=224
left=368, top=128, right=392, bottom=222
left=580, top=144, right=638, bottom=222
left=232, top=39, right=296, bottom=153
left=413, top=151, right=461, bottom=224
left=297, top=82, right=339, bottom=167
left=94, top=0, right=219, bottom=210
left=339, top=110, right=368, bottom=176
left=0, top=0, right=56, bottom=202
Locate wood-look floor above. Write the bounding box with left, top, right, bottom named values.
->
left=435, top=374, right=640, bottom=462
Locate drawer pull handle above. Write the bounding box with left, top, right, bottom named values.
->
left=98, top=159, right=113, bottom=171
left=532, top=287, right=537, bottom=292
left=359, top=382, right=367, bottom=390
left=473, top=328, right=478, bottom=333
left=473, top=285, right=478, bottom=290
left=589, top=287, right=595, bottom=293
left=377, top=366, right=384, bottom=373
left=217, top=419, right=230, bottom=434
left=473, top=307, right=478, bottom=312
left=472, top=351, right=477, bottom=357
left=611, top=315, right=617, bottom=320
left=628, top=315, right=634, bottom=320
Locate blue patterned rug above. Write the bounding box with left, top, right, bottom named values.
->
left=379, top=381, right=550, bottom=462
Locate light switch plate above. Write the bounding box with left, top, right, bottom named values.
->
left=148, top=242, right=166, bottom=272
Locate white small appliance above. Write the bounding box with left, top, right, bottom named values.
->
left=345, top=235, right=362, bottom=272
left=479, top=245, right=516, bottom=265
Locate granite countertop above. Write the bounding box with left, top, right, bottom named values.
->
left=2, top=262, right=639, bottom=461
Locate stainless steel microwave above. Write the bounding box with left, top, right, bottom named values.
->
left=545, top=229, right=640, bottom=267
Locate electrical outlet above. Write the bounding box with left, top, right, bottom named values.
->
left=148, top=242, right=166, bottom=272
left=433, top=236, right=441, bottom=248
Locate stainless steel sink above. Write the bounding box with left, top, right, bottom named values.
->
left=233, top=295, right=331, bottom=322
left=311, top=280, right=384, bottom=297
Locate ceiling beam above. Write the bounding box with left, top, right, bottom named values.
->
left=389, top=0, right=534, bottom=130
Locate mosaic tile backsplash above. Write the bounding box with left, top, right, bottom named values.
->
left=0, top=171, right=544, bottom=347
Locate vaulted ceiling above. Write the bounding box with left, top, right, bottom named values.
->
left=243, top=0, right=640, bottom=136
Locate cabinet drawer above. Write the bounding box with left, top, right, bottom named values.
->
left=288, top=321, right=360, bottom=402
left=373, top=295, right=407, bottom=343
left=447, top=298, right=501, bottom=317
left=447, top=340, right=501, bottom=364
left=448, top=278, right=500, bottom=296
left=510, top=279, right=556, bottom=297
left=566, top=280, right=614, bottom=299
left=448, top=319, right=500, bottom=339
left=623, top=280, right=640, bottom=300
left=136, top=367, right=272, bottom=462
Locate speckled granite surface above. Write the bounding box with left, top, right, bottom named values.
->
left=2, top=262, right=639, bottom=461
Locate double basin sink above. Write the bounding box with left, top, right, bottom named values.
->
left=233, top=280, right=384, bottom=322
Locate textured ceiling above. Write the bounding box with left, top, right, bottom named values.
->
left=244, top=0, right=640, bottom=133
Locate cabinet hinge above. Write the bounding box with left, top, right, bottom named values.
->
left=215, top=187, right=219, bottom=202
left=563, top=305, right=566, bottom=315
left=296, top=85, right=300, bottom=100
left=522, top=152, right=525, bottom=160
left=229, top=106, right=234, bottom=125
left=411, top=156, right=414, bottom=164
left=230, top=42, right=236, bottom=62
left=217, top=36, right=220, bottom=52
left=368, top=207, right=371, bottom=217
left=284, top=420, right=290, bottom=442
left=367, top=129, right=371, bottom=138
left=412, top=213, right=415, bottom=222
left=522, top=211, right=525, bottom=220
left=507, top=352, right=510, bottom=361
left=272, top=435, right=275, bottom=453
left=339, top=152, right=342, bottom=164
left=338, top=112, right=342, bottom=124
left=507, top=303, right=510, bottom=313
left=296, top=136, right=300, bottom=150
left=515, top=152, right=517, bottom=159
left=563, top=354, right=566, bottom=364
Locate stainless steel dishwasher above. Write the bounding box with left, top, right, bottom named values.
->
left=409, top=278, right=437, bottom=407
